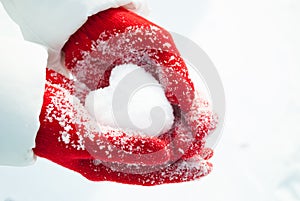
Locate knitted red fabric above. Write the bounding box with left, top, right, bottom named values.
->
left=63, top=7, right=195, bottom=111
left=34, top=7, right=217, bottom=185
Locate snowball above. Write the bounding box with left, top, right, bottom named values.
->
left=0, top=38, right=47, bottom=166
left=85, top=64, right=174, bottom=137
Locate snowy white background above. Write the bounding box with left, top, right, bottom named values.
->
left=0, top=0, right=300, bottom=200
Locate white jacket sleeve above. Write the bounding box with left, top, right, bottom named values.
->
left=0, top=38, right=47, bottom=166
left=1, top=0, right=148, bottom=75
left=0, top=0, right=148, bottom=52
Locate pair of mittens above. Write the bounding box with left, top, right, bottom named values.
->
left=34, top=7, right=217, bottom=186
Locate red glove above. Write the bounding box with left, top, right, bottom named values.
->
left=34, top=7, right=217, bottom=185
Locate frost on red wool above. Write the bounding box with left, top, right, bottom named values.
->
left=33, top=7, right=217, bottom=185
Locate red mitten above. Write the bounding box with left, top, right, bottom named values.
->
left=34, top=7, right=217, bottom=185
